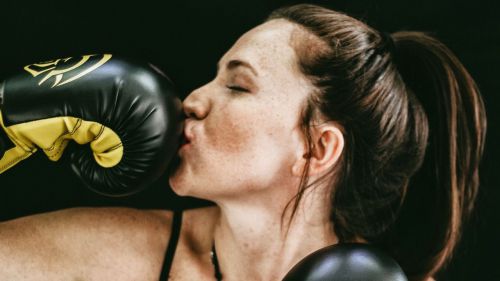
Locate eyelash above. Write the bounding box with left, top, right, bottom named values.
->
left=226, top=85, right=249, bottom=93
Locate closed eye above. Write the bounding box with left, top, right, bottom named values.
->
left=226, top=85, right=249, bottom=93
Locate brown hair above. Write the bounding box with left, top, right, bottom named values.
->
left=268, top=4, right=487, bottom=280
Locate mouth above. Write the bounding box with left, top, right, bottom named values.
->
left=179, top=119, right=193, bottom=150
left=179, top=131, right=191, bottom=148
left=181, top=138, right=189, bottom=147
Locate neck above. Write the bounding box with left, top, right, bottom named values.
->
left=213, top=187, right=337, bottom=281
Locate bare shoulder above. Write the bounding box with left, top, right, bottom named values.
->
left=0, top=207, right=174, bottom=281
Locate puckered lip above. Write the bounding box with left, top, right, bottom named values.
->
left=181, top=119, right=194, bottom=146
left=180, top=132, right=191, bottom=146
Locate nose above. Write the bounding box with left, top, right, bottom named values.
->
left=182, top=85, right=211, bottom=120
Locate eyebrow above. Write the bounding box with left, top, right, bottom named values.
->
left=217, top=59, right=259, bottom=77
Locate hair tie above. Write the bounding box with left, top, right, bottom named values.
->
left=380, top=31, right=396, bottom=55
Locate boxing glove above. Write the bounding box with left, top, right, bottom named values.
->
left=283, top=243, right=408, bottom=281
left=0, top=54, right=183, bottom=196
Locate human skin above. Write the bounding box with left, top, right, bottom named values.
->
left=0, top=19, right=346, bottom=281
left=169, top=19, right=344, bottom=280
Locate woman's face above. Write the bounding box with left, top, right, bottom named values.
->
left=169, top=19, right=314, bottom=201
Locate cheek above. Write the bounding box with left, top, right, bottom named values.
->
left=206, top=102, right=278, bottom=157
left=205, top=106, right=296, bottom=187
left=207, top=116, right=253, bottom=154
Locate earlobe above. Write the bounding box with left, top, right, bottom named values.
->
left=292, top=154, right=307, bottom=177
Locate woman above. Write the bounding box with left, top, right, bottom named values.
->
left=0, top=3, right=486, bottom=281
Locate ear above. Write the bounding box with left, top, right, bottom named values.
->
left=292, top=123, right=344, bottom=177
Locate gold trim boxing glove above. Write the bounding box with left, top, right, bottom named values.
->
left=0, top=54, right=183, bottom=196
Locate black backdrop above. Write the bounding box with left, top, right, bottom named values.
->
left=0, top=0, right=498, bottom=280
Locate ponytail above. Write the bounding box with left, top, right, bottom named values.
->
left=266, top=4, right=487, bottom=280
left=378, top=31, right=487, bottom=280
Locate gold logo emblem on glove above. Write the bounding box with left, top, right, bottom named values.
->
left=24, top=54, right=112, bottom=88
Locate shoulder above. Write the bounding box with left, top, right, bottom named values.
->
left=0, top=207, right=174, bottom=281
left=64, top=207, right=175, bottom=276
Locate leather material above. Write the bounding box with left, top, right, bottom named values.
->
left=0, top=54, right=183, bottom=196
left=0, top=116, right=123, bottom=170
left=283, top=243, right=408, bottom=281
left=0, top=123, right=15, bottom=158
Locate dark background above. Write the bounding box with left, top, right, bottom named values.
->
left=0, top=0, right=498, bottom=280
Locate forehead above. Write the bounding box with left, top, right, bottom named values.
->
left=219, top=19, right=300, bottom=74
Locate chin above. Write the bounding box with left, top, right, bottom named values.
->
left=169, top=177, right=217, bottom=201
left=168, top=176, right=187, bottom=196
left=168, top=172, right=202, bottom=198
left=168, top=156, right=191, bottom=193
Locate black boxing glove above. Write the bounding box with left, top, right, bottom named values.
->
left=283, top=243, right=408, bottom=281
left=0, top=54, right=183, bottom=196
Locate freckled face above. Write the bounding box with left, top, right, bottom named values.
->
left=169, top=20, right=313, bottom=201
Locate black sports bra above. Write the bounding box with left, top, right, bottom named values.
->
left=159, top=210, right=183, bottom=280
